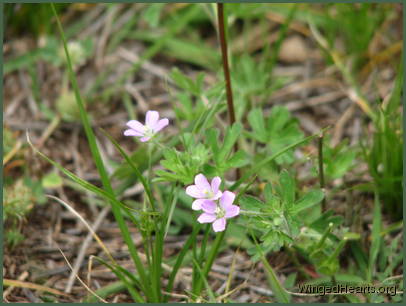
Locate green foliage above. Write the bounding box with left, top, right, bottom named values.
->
left=56, top=90, right=82, bottom=122
left=296, top=225, right=360, bottom=277
left=142, top=3, right=166, bottom=28
left=170, top=69, right=224, bottom=126
left=3, top=127, right=16, bottom=157
left=156, top=123, right=248, bottom=184
left=3, top=180, right=34, bottom=223
left=363, top=63, right=403, bottom=219
left=312, top=136, right=357, bottom=180
left=156, top=139, right=210, bottom=185
left=327, top=4, right=386, bottom=69
left=4, top=36, right=93, bottom=74
left=240, top=170, right=324, bottom=261
left=231, top=55, right=291, bottom=121
left=170, top=68, right=206, bottom=97
left=204, top=123, right=249, bottom=176
left=5, top=4, right=69, bottom=37
left=247, top=106, right=304, bottom=164
left=41, top=171, right=64, bottom=189
left=3, top=178, right=46, bottom=248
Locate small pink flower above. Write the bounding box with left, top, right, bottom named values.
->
left=197, top=191, right=240, bottom=232
left=124, top=110, right=169, bottom=142
left=186, top=174, right=222, bottom=210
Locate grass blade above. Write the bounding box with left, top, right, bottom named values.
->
left=49, top=5, right=152, bottom=300
left=367, top=190, right=382, bottom=282
left=192, top=258, right=216, bottom=302
left=100, top=128, right=155, bottom=211
left=92, top=256, right=144, bottom=303
left=250, top=230, right=290, bottom=303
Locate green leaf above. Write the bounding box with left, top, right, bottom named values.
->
left=217, top=123, right=242, bottom=163
left=292, top=189, right=324, bottom=214
left=142, top=3, right=165, bottom=28
left=170, top=67, right=204, bottom=96
left=368, top=191, right=382, bottom=282
left=225, top=150, right=248, bottom=169
left=231, top=131, right=322, bottom=191
left=247, top=108, right=267, bottom=142
left=280, top=170, right=295, bottom=207
left=266, top=106, right=304, bottom=164
left=41, top=172, right=63, bottom=189
left=239, top=195, right=264, bottom=212
left=343, top=232, right=360, bottom=240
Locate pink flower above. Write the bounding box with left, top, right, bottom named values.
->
left=124, top=110, right=169, bottom=142
left=197, top=191, right=240, bottom=232
left=186, top=174, right=222, bottom=210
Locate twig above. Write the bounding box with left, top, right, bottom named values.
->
left=58, top=246, right=108, bottom=303
left=65, top=206, right=110, bottom=293
left=3, top=271, right=29, bottom=300
left=284, top=91, right=345, bottom=112
left=331, top=104, right=356, bottom=147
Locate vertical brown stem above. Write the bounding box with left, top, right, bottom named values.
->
left=217, top=3, right=240, bottom=179
left=217, top=3, right=236, bottom=126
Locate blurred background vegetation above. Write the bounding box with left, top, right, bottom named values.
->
left=3, top=3, right=403, bottom=303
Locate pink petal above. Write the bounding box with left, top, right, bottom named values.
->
left=212, top=218, right=226, bottom=232
left=198, top=213, right=216, bottom=224
left=201, top=200, right=216, bottom=214
left=220, top=191, right=236, bottom=208
left=186, top=185, right=204, bottom=198
left=140, top=136, right=151, bottom=142
left=225, top=205, right=240, bottom=219
left=124, top=129, right=144, bottom=137
left=211, top=176, right=221, bottom=194
left=210, top=190, right=223, bottom=200
left=192, top=199, right=206, bottom=210
left=145, top=110, right=159, bottom=127
left=152, top=118, right=169, bottom=132
left=194, top=174, right=211, bottom=191
left=126, top=120, right=145, bottom=133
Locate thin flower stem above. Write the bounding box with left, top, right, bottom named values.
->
left=164, top=223, right=202, bottom=302
left=217, top=3, right=236, bottom=127
left=193, top=229, right=226, bottom=296
left=193, top=5, right=240, bottom=298
left=217, top=3, right=240, bottom=180
left=197, top=224, right=211, bottom=284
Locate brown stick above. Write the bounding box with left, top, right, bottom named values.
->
left=217, top=3, right=240, bottom=179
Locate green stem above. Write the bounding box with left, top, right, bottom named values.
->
left=314, top=222, right=334, bottom=251
left=193, top=229, right=227, bottom=296
left=318, top=132, right=327, bottom=211
left=165, top=223, right=202, bottom=302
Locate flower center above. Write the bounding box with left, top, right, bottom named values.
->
left=215, top=205, right=225, bottom=219
left=144, top=125, right=155, bottom=137
left=203, top=189, right=214, bottom=198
